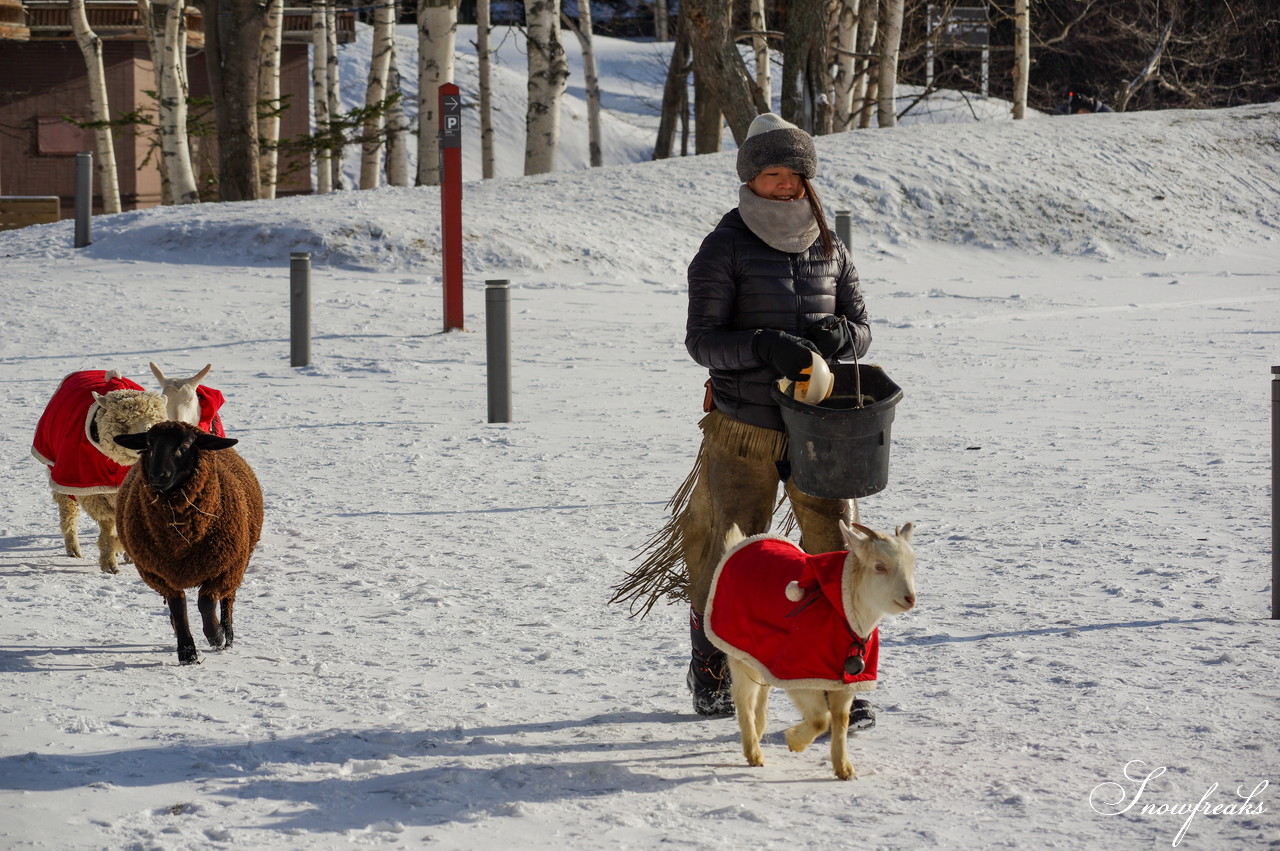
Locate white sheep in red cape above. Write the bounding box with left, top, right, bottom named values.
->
left=705, top=520, right=917, bottom=780
left=31, top=370, right=167, bottom=573
left=114, top=420, right=263, bottom=665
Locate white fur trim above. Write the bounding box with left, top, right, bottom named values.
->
left=785, top=580, right=804, bottom=602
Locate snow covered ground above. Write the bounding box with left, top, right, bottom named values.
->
left=1, top=27, right=1278, bottom=851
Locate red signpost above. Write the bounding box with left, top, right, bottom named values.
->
left=439, top=83, right=464, bottom=331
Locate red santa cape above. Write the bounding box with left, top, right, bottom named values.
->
left=31, top=370, right=145, bottom=496
left=196, top=386, right=227, bottom=437
left=705, top=534, right=879, bottom=692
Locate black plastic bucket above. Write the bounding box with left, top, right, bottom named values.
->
left=771, top=362, right=903, bottom=500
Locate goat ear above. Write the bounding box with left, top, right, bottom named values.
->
left=896, top=522, right=914, bottom=541
left=113, top=432, right=148, bottom=451
left=194, top=434, right=238, bottom=451
left=150, top=362, right=167, bottom=384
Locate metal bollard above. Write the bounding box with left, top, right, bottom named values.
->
left=290, top=252, right=312, bottom=367
left=1273, top=366, right=1279, bottom=619
left=835, top=210, right=851, bottom=251
left=486, top=280, right=512, bottom=423
left=74, top=151, right=92, bottom=248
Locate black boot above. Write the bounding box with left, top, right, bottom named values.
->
left=687, top=608, right=734, bottom=717
left=851, top=697, right=875, bottom=730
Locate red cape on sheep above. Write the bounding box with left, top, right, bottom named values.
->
left=705, top=536, right=879, bottom=689
left=32, top=370, right=146, bottom=495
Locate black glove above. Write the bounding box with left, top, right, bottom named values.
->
left=752, top=329, right=819, bottom=381
left=803, top=315, right=852, bottom=359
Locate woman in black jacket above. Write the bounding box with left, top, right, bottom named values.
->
left=616, top=114, right=873, bottom=718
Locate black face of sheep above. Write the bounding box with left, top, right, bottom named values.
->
left=113, top=421, right=263, bottom=666
left=115, top=425, right=238, bottom=492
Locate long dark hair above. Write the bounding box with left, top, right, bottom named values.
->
left=801, top=176, right=835, bottom=258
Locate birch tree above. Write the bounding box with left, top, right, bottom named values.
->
left=1012, top=0, right=1030, bottom=119
left=416, top=0, right=459, bottom=186
left=875, top=0, right=904, bottom=128
left=312, top=0, right=332, bottom=193
left=385, top=38, right=411, bottom=186
left=137, top=0, right=199, bottom=204
left=477, top=0, right=494, bottom=178
left=135, top=0, right=171, bottom=204
left=833, top=0, right=859, bottom=131
left=68, top=0, right=121, bottom=213
left=748, top=0, right=770, bottom=107
left=523, top=0, right=569, bottom=175
left=360, top=0, right=396, bottom=189
left=854, top=0, right=878, bottom=128
left=653, top=0, right=667, bottom=41
left=194, top=0, right=268, bottom=201
left=562, top=1, right=602, bottom=168
left=259, top=0, right=284, bottom=198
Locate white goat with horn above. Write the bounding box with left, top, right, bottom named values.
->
left=704, top=520, right=917, bottom=780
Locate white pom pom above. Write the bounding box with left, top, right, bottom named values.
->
left=785, top=581, right=804, bottom=602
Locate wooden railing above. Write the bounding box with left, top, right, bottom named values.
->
left=20, top=2, right=354, bottom=43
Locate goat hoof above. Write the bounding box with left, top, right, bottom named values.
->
left=66, top=546, right=82, bottom=558
left=834, top=762, right=856, bottom=781
left=100, top=565, right=120, bottom=575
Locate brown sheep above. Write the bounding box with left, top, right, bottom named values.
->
left=114, top=421, right=263, bottom=665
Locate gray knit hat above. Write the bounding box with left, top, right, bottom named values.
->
left=736, top=113, right=817, bottom=183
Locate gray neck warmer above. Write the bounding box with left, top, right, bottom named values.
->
left=737, top=184, right=820, bottom=254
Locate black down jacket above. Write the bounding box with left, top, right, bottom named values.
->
left=686, top=208, right=871, bottom=431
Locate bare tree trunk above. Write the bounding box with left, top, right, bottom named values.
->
left=1117, top=18, right=1173, bottom=112
left=654, top=0, right=667, bottom=41
left=562, top=2, right=602, bottom=167
left=477, top=0, right=494, bottom=178
left=523, top=0, right=569, bottom=175
left=360, top=0, right=396, bottom=189
left=312, top=1, right=332, bottom=193
left=68, top=0, right=121, bottom=213
left=385, top=38, right=411, bottom=186
left=653, top=10, right=689, bottom=160
left=196, top=0, right=268, bottom=201
left=259, top=0, right=284, bottom=198
left=1012, top=0, right=1029, bottom=119
left=693, top=69, right=722, bottom=153
left=327, top=3, right=341, bottom=190
left=416, top=0, right=459, bottom=186
left=854, top=0, right=877, bottom=128
left=781, top=0, right=833, bottom=134
left=875, top=0, right=903, bottom=128
left=833, top=0, right=859, bottom=131
left=749, top=0, right=770, bottom=107
left=684, top=0, right=765, bottom=147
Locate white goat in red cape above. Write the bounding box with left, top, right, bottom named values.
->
left=705, top=520, right=916, bottom=780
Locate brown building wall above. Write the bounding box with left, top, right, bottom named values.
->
left=0, top=39, right=314, bottom=216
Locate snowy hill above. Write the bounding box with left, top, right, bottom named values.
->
left=1, top=27, right=1278, bottom=851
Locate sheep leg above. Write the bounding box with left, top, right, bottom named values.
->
left=80, top=493, right=120, bottom=574
left=167, top=593, right=200, bottom=665
left=197, top=593, right=226, bottom=650
left=827, top=690, right=857, bottom=781
left=221, top=597, right=234, bottom=649
left=55, top=493, right=81, bottom=558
